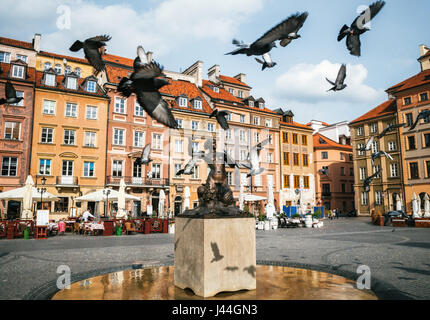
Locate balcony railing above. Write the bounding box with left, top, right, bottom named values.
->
left=322, top=192, right=332, bottom=197
left=55, top=176, right=79, bottom=186
left=107, top=176, right=169, bottom=187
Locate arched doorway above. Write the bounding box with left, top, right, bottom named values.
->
left=151, top=192, right=159, bottom=216
left=174, top=196, right=182, bottom=216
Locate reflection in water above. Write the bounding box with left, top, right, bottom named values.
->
left=53, top=266, right=377, bottom=300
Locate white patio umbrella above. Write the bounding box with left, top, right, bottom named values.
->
left=21, top=176, right=34, bottom=220
left=116, top=178, right=127, bottom=218
left=184, top=186, right=190, bottom=211
left=75, top=188, right=140, bottom=202
left=412, top=193, right=422, bottom=219
left=395, top=194, right=402, bottom=212
left=244, top=194, right=267, bottom=202
left=423, top=194, right=430, bottom=218
left=159, top=189, right=165, bottom=218
left=0, top=185, right=58, bottom=202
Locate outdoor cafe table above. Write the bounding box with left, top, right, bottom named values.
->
left=81, top=222, right=104, bottom=235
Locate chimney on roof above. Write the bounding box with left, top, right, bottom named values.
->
left=419, top=44, right=430, bottom=71
left=147, top=51, right=153, bottom=63
left=182, top=60, right=203, bottom=87
left=208, top=65, right=220, bottom=83
left=33, top=33, right=41, bottom=52
left=419, top=44, right=429, bottom=57
left=234, top=73, right=246, bottom=84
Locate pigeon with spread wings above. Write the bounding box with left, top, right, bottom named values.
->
left=255, top=52, right=277, bottom=71
left=226, top=12, right=308, bottom=57
left=135, top=144, right=152, bottom=166
left=371, top=151, right=393, bottom=166
left=0, top=81, right=24, bottom=105
left=242, top=138, right=270, bottom=177
left=377, top=123, right=405, bottom=139
left=409, top=110, right=430, bottom=131
left=357, top=135, right=375, bottom=152
left=69, top=35, right=111, bottom=73
left=363, top=168, right=382, bottom=192
left=210, top=109, right=230, bottom=130
left=326, top=64, right=347, bottom=92
left=337, top=1, right=386, bottom=57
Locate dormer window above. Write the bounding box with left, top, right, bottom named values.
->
left=259, top=102, right=265, bottom=109
left=178, top=96, right=188, bottom=107
left=0, top=51, right=11, bottom=63
left=193, top=98, right=202, bottom=109
left=249, top=101, right=254, bottom=108
left=66, top=76, right=77, bottom=90
left=44, top=62, right=51, bottom=71
left=54, top=64, right=62, bottom=74
left=44, top=73, right=56, bottom=86
left=12, top=65, right=24, bottom=79
left=87, top=80, right=96, bottom=93
left=75, top=68, right=81, bottom=77
left=65, top=66, right=71, bottom=75
left=238, top=90, right=243, bottom=98
left=16, top=55, right=27, bottom=63
left=213, top=87, right=219, bottom=93
left=285, top=116, right=293, bottom=124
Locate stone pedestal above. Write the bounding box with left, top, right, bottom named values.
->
left=174, top=216, right=256, bottom=298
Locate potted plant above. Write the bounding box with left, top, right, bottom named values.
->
left=257, top=214, right=265, bottom=230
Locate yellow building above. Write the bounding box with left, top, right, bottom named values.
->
left=30, top=58, right=109, bottom=219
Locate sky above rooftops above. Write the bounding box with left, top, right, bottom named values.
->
left=1, top=0, right=429, bottom=124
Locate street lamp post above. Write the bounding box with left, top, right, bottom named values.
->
left=103, top=189, right=111, bottom=219
left=37, top=177, right=47, bottom=211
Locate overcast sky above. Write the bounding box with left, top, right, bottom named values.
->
left=1, top=0, right=429, bottom=124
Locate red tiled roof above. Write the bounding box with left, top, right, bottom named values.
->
left=105, top=65, right=132, bottom=84
left=350, top=100, right=397, bottom=124
left=219, top=75, right=251, bottom=88
left=281, top=121, right=313, bottom=130
left=386, top=69, right=430, bottom=93
left=0, top=37, right=34, bottom=50
left=39, top=51, right=90, bottom=65
left=306, top=121, right=330, bottom=127
left=35, top=71, right=106, bottom=97
left=0, top=62, right=36, bottom=82
left=202, top=80, right=243, bottom=104
left=313, top=133, right=352, bottom=150
left=103, top=54, right=134, bottom=67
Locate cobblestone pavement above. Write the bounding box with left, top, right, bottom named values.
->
left=0, top=217, right=429, bottom=300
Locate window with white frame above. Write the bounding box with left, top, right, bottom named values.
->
left=114, top=97, right=126, bottom=114
left=178, top=97, right=188, bottom=107
left=175, top=139, right=183, bottom=153
left=0, top=51, right=11, bottom=63
left=87, top=80, right=96, bottom=93
left=370, top=123, right=378, bottom=133
left=359, top=167, right=366, bottom=180
left=267, top=153, right=273, bottom=163
left=225, top=129, right=232, bottom=140
left=176, top=119, right=183, bottom=128
left=361, top=192, right=368, bottom=205
left=113, top=128, right=125, bottom=145
left=54, top=64, right=62, bottom=74
left=84, top=131, right=97, bottom=147
left=192, top=166, right=199, bottom=179
left=268, top=134, right=273, bottom=144
left=265, top=119, right=272, bottom=128
left=192, top=121, right=199, bottom=131
left=227, top=171, right=233, bottom=185
left=225, top=113, right=231, bottom=121
left=208, top=123, right=215, bottom=132
left=64, top=66, right=71, bottom=75
left=193, top=99, right=202, bottom=109
left=238, top=90, right=243, bottom=98
left=249, top=100, right=254, bottom=108
left=86, top=106, right=97, bottom=119
left=358, top=144, right=365, bottom=156
left=1, top=157, right=17, bottom=176
left=11, top=91, right=24, bottom=106
left=152, top=133, right=162, bottom=150
left=63, top=130, right=75, bottom=145
left=38, top=159, right=51, bottom=175
left=135, top=102, right=145, bottom=117
left=65, top=102, right=77, bottom=117
left=253, top=117, right=260, bottom=125
left=388, top=141, right=397, bottom=151
left=239, top=130, right=246, bottom=142
left=44, top=62, right=51, bottom=71
left=134, top=131, right=144, bottom=148
left=16, top=55, right=27, bottom=63
left=371, top=141, right=379, bottom=154
left=357, top=127, right=363, bottom=136
left=375, top=191, right=382, bottom=205
left=254, top=174, right=262, bottom=186
left=174, top=164, right=182, bottom=175
left=240, top=115, right=245, bottom=123
left=152, top=163, right=161, bottom=179
left=254, top=132, right=260, bottom=143
left=390, top=163, right=399, bottom=177
left=4, top=122, right=20, bottom=140
left=228, top=88, right=234, bottom=95
left=12, top=65, right=24, bottom=78
left=240, top=150, right=247, bottom=161
left=212, top=87, right=219, bottom=93
left=41, top=127, right=54, bottom=143
left=373, top=166, right=381, bottom=178
left=112, top=160, right=123, bottom=177
left=192, top=142, right=199, bottom=154
left=44, top=73, right=56, bottom=86
left=66, top=77, right=77, bottom=90
left=75, top=68, right=81, bottom=77
left=83, top=161, right=95, bottom=177
left=42, top=100, right=56, bottom=115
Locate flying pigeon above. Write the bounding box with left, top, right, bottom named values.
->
left=0, top=81, right=23, bottom=105
left=255, top=52, right=277, bottom=71
left=326, top=64, right=347, bottom=92
left=318, top=168, right=329, bottom=177
left=118, top=47, right=178, bottom=130
left=337, top=1, right=386, bottom=57
left=409, top=110, right=430, bottom=131
left=363, top=168, right=382, bottom=192
left=133, top=45, right=151, bottom=71
left=210, top=109, right=230, bottom=130
left=377, top=123, right=405, bottom=139
left=210, top=242, right=224, bottom=263
left=357, top=135, right=375, bottom=152
left=69, top=35, right=111, bottom=73
left=135, top=144, right=152, bottom=166
left=226, top=12, right=308, bottom=57
left=371, top=151, right=393, bottom=165
left=242, top=138, right=270, bottom=177
left=175, top=152, right=206, bottom=176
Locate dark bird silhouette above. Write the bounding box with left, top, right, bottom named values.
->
left=135, top=143, right=152, bottom=166
left=0, top=81, right=24, bottom=105
left=225, top=266, right=239, bottom=272
left=409, top=110, right=430, bottom=131
left=210, top=242, right=224, bottom=263
left=363, top=168, right=382, bottom=191
left=243, top=265, right=256, bottom=278
left=69, top=35, right=111, bottom=73
left=357, top=135, right=375, bottom=152
left=210, top=109, right=230, bottom=130
left=255, top=53, right=277, bottom=71
left=326, top=64, right=347, bottom=92
left=318, top=167, right=329, bottom=177
left=226, top=12, right=308, bottom=57
left=118, top=47, right=178, bottom=129
left=337, top=1, right=386, bottom=57
left=371, top=151, right=393, bottom=165
left=377, top=123, right=405, bottom=139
